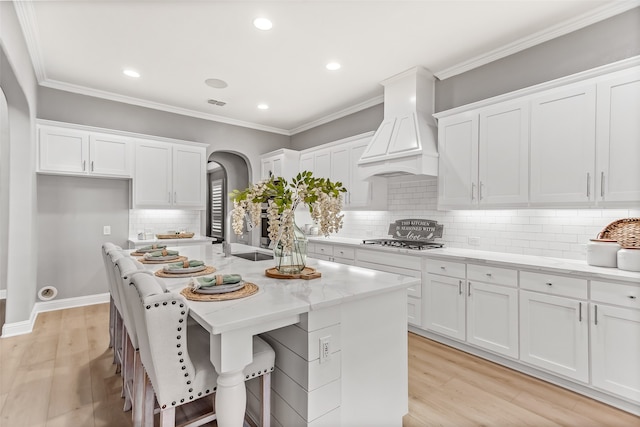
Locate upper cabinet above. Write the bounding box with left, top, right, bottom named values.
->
left=38, top=125, right=133, bottom=178
left=299, top=133, right=387, bottom=210
left=134, top=141, right=206, bottom=209
left=595, top=68, right=640, bottom=205
left=260, top=148, right=300, bottom=182
left=437, top=100, right=528, bottom=209
left=435, top=61, right=640, bottom=209
left=529, top=83, right=596, bottom=205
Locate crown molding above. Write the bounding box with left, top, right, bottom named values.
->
left=434, top=0, right=640, bottom=80
left=40, top=79, right=291, bottom=135
left=13, top=0, right=47, bottom=82
left=289, top=95, right=384, bottom=135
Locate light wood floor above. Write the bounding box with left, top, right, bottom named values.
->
left=1, top=304, right=638, bottom=427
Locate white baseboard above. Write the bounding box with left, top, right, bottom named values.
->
left=0, top=289, right=6, bottom=299
left=1, top=292, right=110, bottom=338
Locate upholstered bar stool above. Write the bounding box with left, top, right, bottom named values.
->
left=101, top=243, right=121, bottom=351
left=129, top=273, right=275, bottom=427
left=114, top=256, right=154, bottom=421
left=103, top=244, right=128, bottom=372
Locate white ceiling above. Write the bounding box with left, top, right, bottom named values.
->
left=15, top=0, right=636, bottom=135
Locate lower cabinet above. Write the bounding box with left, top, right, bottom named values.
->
left=424, top=273, right=466, bottom=340
left=590, top=280, right=640, bottom=403
left=519, top=269, right=590, bottom=383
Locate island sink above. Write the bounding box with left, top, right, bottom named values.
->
left=233, top=251, right=273, bottom=261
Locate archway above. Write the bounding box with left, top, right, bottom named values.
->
left=206, top=151, right=253, bottom=246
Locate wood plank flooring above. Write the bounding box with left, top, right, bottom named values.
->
left=0, top=303, right=638, bottom=426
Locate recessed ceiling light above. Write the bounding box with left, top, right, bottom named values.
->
left=123, top=69, right=140, bottom=78
left=205, top=78, right=228, bottom=89
left=326, top=62, right=341, bottom=71
left=257, top=103, right=269, bottom=110
left=253, top=17, right=273, bottom=30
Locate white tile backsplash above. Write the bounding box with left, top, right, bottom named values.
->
left=129, top=209, right=201, bottom=238
left=331, top=176, right=638, bottom=261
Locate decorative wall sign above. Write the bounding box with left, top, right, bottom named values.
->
left=388, top=219, right=443, bottom=241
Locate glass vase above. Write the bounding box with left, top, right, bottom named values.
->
left=274, top=221, right=308, bottom=275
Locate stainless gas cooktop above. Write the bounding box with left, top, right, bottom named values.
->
left=361, top=239, right=444, bottom=250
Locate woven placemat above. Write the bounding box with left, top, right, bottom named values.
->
left=137, top=255, right=187, bottom=264
left=155, top=265, right=217, bottom=278
left=180, top=282, right=259, bottom=301
left=265, top=266, right=321, bottom=280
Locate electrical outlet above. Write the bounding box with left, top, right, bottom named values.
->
left=319, top=336, right=331, bottom=363
left=103, top=225, right=111, bottom=235
left=468, top=236, right=480, bottom=246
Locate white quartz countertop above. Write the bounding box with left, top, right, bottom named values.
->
left=128, top=235, right=214, bottom=245
left=132, top=243, right=420, bottom=334
left=308, top=236, right=640, bottom=284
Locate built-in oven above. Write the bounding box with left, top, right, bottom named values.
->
left=260, top=203, right=270, bottom=248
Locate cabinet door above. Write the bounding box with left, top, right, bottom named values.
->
left=314, top=150, right=331, bottom=179
left=423, top=274, right=466, bottom=341
left=466, top=281, right=518, bottom=358
left=261, top=158, right=274, bottom=180
left=519, top=290, right=588, bottom=382
left=530, top=84, right=596, bottom=204
left=39, top=127, right=88, bottom=174
left=172, top=145, right=206, bottom=209
left=348, top=140, right=372, bottom=207
left=596, top=68, right=640, bottom=204
left=331, top=146, right=350, bottom=204
left=89, top=134, right=132, bottom=177
left=437, top=114, right=478, bottom=208
left=591, top=303, right=640, bottom=402
left=134, top=141, right=172, bottom=207
left=299, top=153, right=314, bottom=174
left=478, top=101, right=529, bottom=206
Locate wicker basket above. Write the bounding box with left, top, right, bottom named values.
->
left=597, top=218, right=640, bottom=249
left=156, top=232, right=195, bottom=239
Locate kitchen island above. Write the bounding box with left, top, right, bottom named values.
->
left=135, top=243, right=419, bottom=427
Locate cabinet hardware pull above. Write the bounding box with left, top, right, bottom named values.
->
left=586, top=172, right=591, bottom=198
left=471, top=183, right=476, bottom=200
left=174, top=192, right=177, bottom=203
left=485, top=272, right=492, bottom=277
left=168, top=192, right=171, bottom=203
left=600, top=171, right=605, bottom=198
left=458, top=280, right=462, bottom=295
left=479, top=182, right=483, bottom=200
left=82, top=160, right=86, bottom=171
left=440, top=266, right=445, bottom=270
left=594, top=305, right=598, bottom=325
left=546, top=282, right=552, bottom=286
left=578, top=302, right=582, bottom=322
left=629, top=296, right=637, bottom=300
left=468, top=282, right=471, bottom=297
left=91, top=161, right=94, bottom=172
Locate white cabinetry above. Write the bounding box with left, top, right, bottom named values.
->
left=134, top=141, right=206, bottom=209
left=424, top=259, right=466, bottom=340
left=260, top=149, right=300, bottom=181
left=595, top=68, right=640, bottom=204
left=355, top=249, right=422, bottom=326
left=519, top=271, right=589, bottom=382
left=466, top=264, right=519, bottom=358
left=529, top=83, right=596, bottom=205
left=308, top=242, right=355, bottom=265
left=590, top=280, right=640, bottom=402
left=437, top=101, right=528, bottom=209
left=38, top=125, right=132, bottom=178
left=299, top=133, right=386, bottom=210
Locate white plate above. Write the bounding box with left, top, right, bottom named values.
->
left=194, top=281, right=245, bottom=294
left=163, top=264, right=206, bottom=274
left=145, top=255, right=180, bottom=261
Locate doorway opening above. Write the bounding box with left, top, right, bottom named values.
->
left=206, top=151, right=251, bottom=246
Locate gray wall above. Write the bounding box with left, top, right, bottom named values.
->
left=36, top=175, right=129, bottom=299
left=435, top=7, right=640, bottom=112
left=290, top=104, right=383, bottom=150
left=0, top=0, right=40, bottom=327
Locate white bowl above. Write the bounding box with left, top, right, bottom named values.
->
left=617, top=248, right=640, bottom=272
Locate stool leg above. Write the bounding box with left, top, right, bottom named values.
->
left=261, top=373, right=271, bottom=427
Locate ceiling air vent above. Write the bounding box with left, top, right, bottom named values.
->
left=207, top=99, right=226, bottom=107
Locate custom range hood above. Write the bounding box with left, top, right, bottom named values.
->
left=358, top=66, right=438, bottom=179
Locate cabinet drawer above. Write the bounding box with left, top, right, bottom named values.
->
left=520, top=271, right=587, bottom=299
left=332, top=245, right=355, bottom=260
left=467, top=264, right=517, bottom=288
left=314, top=243, right=333, bottom=257
left=591, top=280, right=640, bottom=309
left=408, top=296, right=422, bottom=326
left=425, top=258, right=466, bottom=279
left=356, top=249, right=421, bottom=271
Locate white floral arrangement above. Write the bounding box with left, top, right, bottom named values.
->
left=230, top=171, right=346, bottom=252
